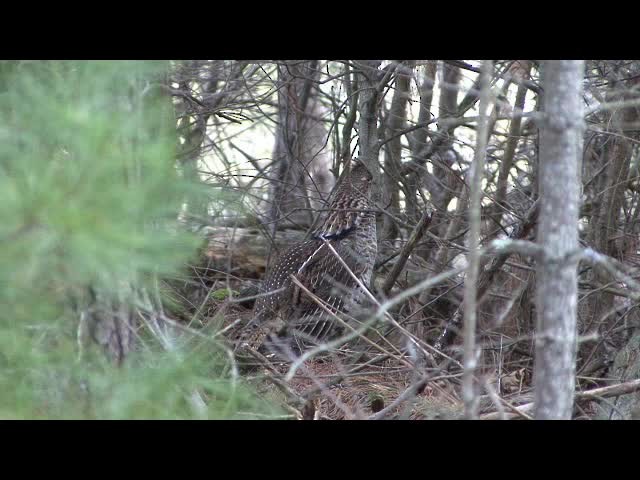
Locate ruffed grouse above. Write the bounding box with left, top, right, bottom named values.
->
left=241, top=160, right=377, bottom=356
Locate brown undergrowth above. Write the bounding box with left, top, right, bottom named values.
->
left=161, top=244, right=640, bottom=420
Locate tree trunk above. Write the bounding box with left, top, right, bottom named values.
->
left=533, top=60, right=585, bottom=420
left=406, top=61, right=437, bottom=224
left=268, top=61, right=321, bottom=234
left=381, top=61, right=414, bottom=242
left=354, top=60, right=383, bottom=188
left=584, top=83, right=639, bottom=364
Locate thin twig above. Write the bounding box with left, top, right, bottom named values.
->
left=462, top=60, right=492, bottom=420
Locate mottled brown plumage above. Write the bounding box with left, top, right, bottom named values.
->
left=242, top=160, right=377, bottom=354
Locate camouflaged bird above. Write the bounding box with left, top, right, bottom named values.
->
left=241, top=160, right=377, bottom=355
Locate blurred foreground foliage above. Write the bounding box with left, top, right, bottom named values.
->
left=0, top=60, right=280, bottom=419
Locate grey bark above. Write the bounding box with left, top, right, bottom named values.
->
left=406, top=61, right=437, bottom=224
left=421, top=63, right=462, bottom=255
left=381, top=61, right=414, bottom=241
left=432, top=63, right=461, bottom=224
left=354, top=60, right=383, bottom=188
left=339, top=62, right=359, bottom=165
left=494, top=64, right=531, bottom=215
left=268, top=61, right=320, bottom=234
left=533, top=60, right=585, bottom=420
left=585, top=85, right=639, bottom=364
left=462, top=60, right=493, bottom=419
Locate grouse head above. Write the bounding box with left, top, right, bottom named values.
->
left=346, top=159, right=374, bottom=198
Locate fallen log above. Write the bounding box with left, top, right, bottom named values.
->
left=200, top=226, right=307, bottom=277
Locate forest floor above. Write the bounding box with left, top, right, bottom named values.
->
left=168, top=256, right=469, bottom=419
left=167, top=245, right=629, bottom=420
